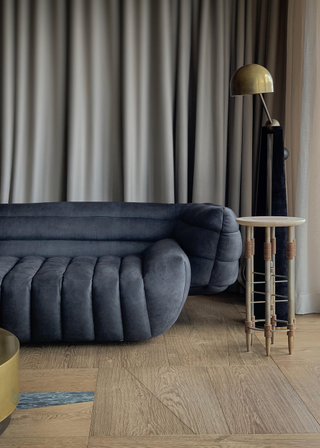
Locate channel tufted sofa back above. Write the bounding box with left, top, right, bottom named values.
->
left=0, top=201, right=242, bottom=294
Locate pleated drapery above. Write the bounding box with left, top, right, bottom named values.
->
left=285, top=0, right=320, bottom=314
left=0, top=0, right=287, bottom=210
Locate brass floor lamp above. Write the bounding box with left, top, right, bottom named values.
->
left=230, top=64, right=290, bottom=329
left=230, top=63, right=288, bottom=216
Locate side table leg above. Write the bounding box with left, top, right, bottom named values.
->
left=287, top=226, right=296, bottom=355
left=245, top=226, right=253, bottom=352
left=251, top=228, right=255, bottom=346
left=271, top=227, right=276, bottom=344
left=264, top=227, right=272, bottom=356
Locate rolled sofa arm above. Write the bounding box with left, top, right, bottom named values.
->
left=172, top=203, right=242, bottom=294
left=143, top=238, right=191, bottom=337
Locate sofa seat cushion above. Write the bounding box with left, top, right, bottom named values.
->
left=0, top=239, right=191, bottom=343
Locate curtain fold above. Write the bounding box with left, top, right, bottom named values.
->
left=286, top=0, right=320, bottom=314
left=285, top=0, right=305, bottom=217
left=68, top=0, right=123, bottom=201
left=0, top=0, right=67, bottom=203
left=0, top=0, right=287, bottom=207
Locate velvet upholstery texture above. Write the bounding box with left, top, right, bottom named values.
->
left=0, top=202, right=242, bottom=342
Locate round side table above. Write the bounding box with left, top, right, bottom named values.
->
left=236, top=216, right=305, bottom=356
left=0, top=328, right=20, bottom=436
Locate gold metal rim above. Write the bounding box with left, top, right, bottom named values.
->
left=0, top=331, right=20, bottom=423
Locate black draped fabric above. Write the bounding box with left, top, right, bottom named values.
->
left=254, top=127, right=288, bottom=325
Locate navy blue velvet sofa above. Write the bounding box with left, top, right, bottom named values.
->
left=0, top=202, right=242, bottom=343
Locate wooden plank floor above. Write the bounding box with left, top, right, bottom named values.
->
left=2, top=293, right=320, bottom=447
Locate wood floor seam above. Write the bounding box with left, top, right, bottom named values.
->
left=88, top=365, right=101, bottom=438
left=203, top=366, right=232, bottom=434
left=124, top=367, right=197, bottom=435
left=87, top=434, right=320, bottom=447
left=273, top=362, right=320, bottom=429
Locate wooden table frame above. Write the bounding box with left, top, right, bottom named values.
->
left=236, top=217, right=305, bottom=356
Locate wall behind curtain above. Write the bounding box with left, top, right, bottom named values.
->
left=0, top=0, right=287, bottom=209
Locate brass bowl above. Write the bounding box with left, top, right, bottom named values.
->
left=0, top=328, right=20, bottom=436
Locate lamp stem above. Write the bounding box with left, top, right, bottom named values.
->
left=259, top=93, right=272, bottom=124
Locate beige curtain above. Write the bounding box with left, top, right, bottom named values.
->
left=286, top=0, right=320, bottom=314
left=285, top=0, right=305, bottom=217
left=0, top=0, right=287, bottom=208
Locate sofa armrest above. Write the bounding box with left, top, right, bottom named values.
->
left=172, top=204, right=242, bottom=293
left=142, top=238, right=191, bottom=337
